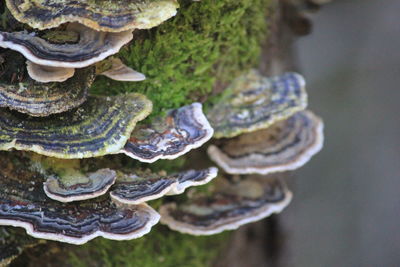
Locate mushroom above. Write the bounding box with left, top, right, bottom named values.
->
left=98, top=57, right=146, bottom=82
left=110, top=167, right=218, bottom=205
left=207, top=110, right=324, bottom=175
left=207, top=70, right=308, bottom=138
left=0, top=50, right=95, bottom=116
left=121, top=103, right=214, bottom=163
left=159, top=174, right=292, bottom=235
left=0, top=23, right=133, bottom=68
left=26, top=61, right=75, bottom=83
left=6, top=0, right=179, bottom=32
left=30, top=156, right=118, bottom=202
left=0, top=93, right=152, bottom=159
left=0, top=152, right=160, bottom=245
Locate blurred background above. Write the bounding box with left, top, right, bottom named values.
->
left=281, top=0, right=400, bottom=266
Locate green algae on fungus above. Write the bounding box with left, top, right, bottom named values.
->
left=0, top=93, right=152, bottom=159
left=90, top=0, right=270, bottom=119
left=207, top=70, right=308, bottom=138
left=0, top=50, right=95, bottom=116
left=6, top=0, right=179, bottom=32
left=208, top=110, right=324, bottom=175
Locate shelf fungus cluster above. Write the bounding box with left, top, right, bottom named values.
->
left=159, top=70, right=324, bottom=235
left=0, top=1, right=325, bottom=262
left=0, top=0, right=230, bottom=249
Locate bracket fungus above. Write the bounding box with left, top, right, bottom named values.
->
left=6, top=0, right=179, bottom=32
left=122, top=103, right=214, bottom=163
left=0, top=152, right=160, bottom=245
left=110, top=167, right=218, bottom=205
left=207, top=70, right=308, bottom=138
left=98, top=57, right=146, bottom=82
left=0, top=50, right=95, bottom=116
left=0, top=23, right=133, bottom=68
left=33, top=156, right=118, bottom=202
left=0, top=93, right=152, bottom=158
left=208, top=110, right=324, bottom=175
left=159, top=175, right=292, bottom=235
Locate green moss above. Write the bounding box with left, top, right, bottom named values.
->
left=91, top=0, right=270, bottom=119
left=67, top=226, right=229, bottom=267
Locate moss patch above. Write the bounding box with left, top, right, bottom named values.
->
left=91, top=0, right=270, bottom=119
left=67, top=226, right=229, bottom=267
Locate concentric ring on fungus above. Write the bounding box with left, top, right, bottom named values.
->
left=208, top=110, right=324, bottom=175
left=0, top=23, right=133, bottom=68
left=0, top=50, right=95, bottom=117
left=159, top=174, right=292, bottom=235
left=122, top=103, right=214, bottom=163
left=110, top=167, right=218, bottom=205
left=6, top=0, right=179, bottom=32
left=207, top=70, right=308, bottom=138
left=0, top=93, right=152, bottom=158
left=0, top=152, right=160, bottom=245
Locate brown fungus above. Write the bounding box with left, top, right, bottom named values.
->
left=6, top=0, right=179, bottom=32
left=121, top=103, right=214, bottom=163
left=208, top=110, right=324, bottom=175
left=0, top=93, right=152, bottom=158
left=207, top=70, right=308, bottom=138
left=110, top=167, right=218, bottom=205
left=0, top=50, right=95, bottom=116
left=26, top=60, right=75, bottom=83
left=0, top=23, right=133, bottom=68
left=98, top=57, right=146, bottom=82
left=0, top=152, right=160, bottom=245
left=159, top=174, right=292, bottom=235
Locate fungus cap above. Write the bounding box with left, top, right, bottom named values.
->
left=99, top=58, right=146, bottom=82
left=110, top=167, right=218, bottom=205
left=207, top=70, right=308, bottom=138
left=0, top=23, right=133, bottom=68
left=6, top=0, right=179, bottom=32
left=0, top=93, right=152, bottom=158
left=0, top=50, right=95, bottom=116
left=159, top=175, right=292, bottom=235
left=0, top=152, right=160, bottom=245
left=26, top=61, right=75, bottom=83
left=208, top=110, right=324, bottom=175
left=122, top=103, right=214, bottom=163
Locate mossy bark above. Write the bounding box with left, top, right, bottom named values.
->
left=0, top=0, right=303, bottom=266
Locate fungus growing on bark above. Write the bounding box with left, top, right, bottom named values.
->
left=0, top=93, right=152, bottom=158
left=208, top=110, right=324, bottom=175
left=0, top=50, right=95, bottom=116
left=110, top=167, right=218, bottom=205
left=122, top=103, right=214, bottom=163
left=0, top=152, right=160, bottom=245
left=6, top=0, right=179, bottom=32
left=207, top=70, right=308, bottom=138
left=159, top=174, right=292, bottom=235
left=98, top=57, right=146, bottom=82
left=0, top=23, right=133, bottom=68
